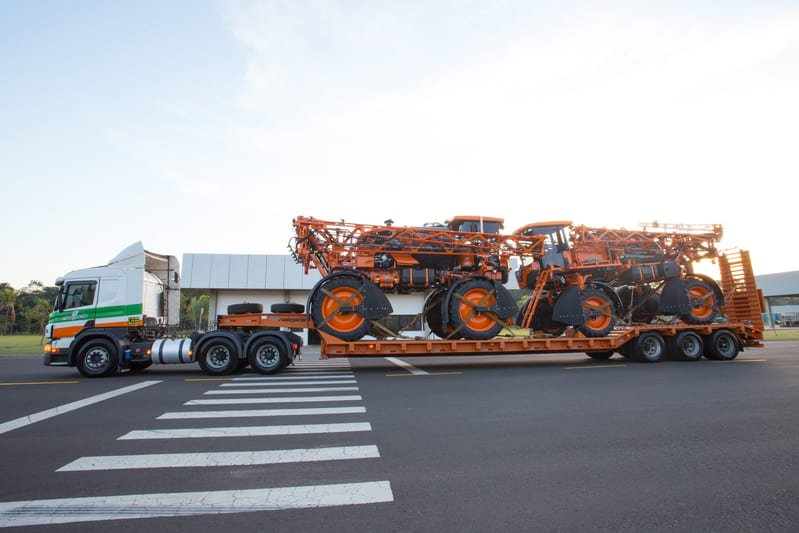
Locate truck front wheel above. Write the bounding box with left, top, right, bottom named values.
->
left=198, top=338, right=239, bottom=375
left=77, top=339, right=119, bottom=378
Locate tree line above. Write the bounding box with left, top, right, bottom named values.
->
left=0, top=281, right=210, bottom=336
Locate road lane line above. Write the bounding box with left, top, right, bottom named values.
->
left=118, top=422, right=372, bottom=440
left=57, top=444, right=381, bottom=471
left=0, top=381, right=80, bottom=386
left=0, top=381, right=161, bottom=435
left=205, top=387, right=359, bottom=395
left=280, top=370, right=354, bottom=375
left=0, top=481, right=393, bottom=527
left=222, top=380, right=357, bottom=386
left=185, top=395, right=363, bottom=406
left=157, top=407, right=367, bottom=419
left=184, top=377, right=234, bottom=382
left=385, top=357, right=428, bottom=375
left=564, top=364, right=626, bottom=370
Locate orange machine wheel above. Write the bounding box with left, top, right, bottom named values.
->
left=578, top=288, right=617, bottom=337
left=448, top=279, right=502, bottom=340
left=311, top=277, right=371, bottom=341
left=680, top=279, right=718, bottom=325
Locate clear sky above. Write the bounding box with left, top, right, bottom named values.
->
left=1, top=0, right=798, bottom=288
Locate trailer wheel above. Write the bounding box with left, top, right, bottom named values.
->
left=448, top=278, right=503, bottom=340
left=76, top=339, right=119, bottom=377
left=667, top=330, right=703, bottom=361
left=198, top=338, right=238, bottom=375
left=311, top=277, right=371, bottom=341
left=628, top=332, right=665, bottom=362
left=680, top=279, right=718, bottom=325
left=586, top=350, right=615, bottom=360
left=577, top=288, right=617, bottom=338
left=248, top=338, right=287, bottom=374
left=704, top=329, right=739, bottom=361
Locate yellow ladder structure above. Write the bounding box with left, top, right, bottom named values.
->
left=718, top=250, right=764, bottom=332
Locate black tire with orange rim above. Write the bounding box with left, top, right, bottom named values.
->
left=311, top=276, right=371, bottom=341
left=448, top=278, right=503, bottom=340
left=577, top=287, right=617, bottom=337
left=680, top=279, right=718, bottom=325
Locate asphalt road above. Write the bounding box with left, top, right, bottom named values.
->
left=0, top=342, right=797, bottom=531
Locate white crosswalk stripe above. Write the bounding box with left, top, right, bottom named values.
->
left=204, top=387, right=359, bottom=394
left=58, top=445, right=380, bottom=471
left=232, top=375, right=354, bottom=381
left=0, top=481, right=394, bottom=527
left=222, top=380, right=357, bottom=386
left=158, top=406, right=367, bottom=419
left=118, top=422, right=372, bottom=440
left=185, top=395, right=362, bottom=405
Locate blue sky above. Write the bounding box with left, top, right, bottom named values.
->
left=2, top=1, right=798, bottom=288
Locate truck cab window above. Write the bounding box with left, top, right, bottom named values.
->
left=63, top=282, right=97, bottom=310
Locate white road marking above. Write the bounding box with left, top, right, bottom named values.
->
left=233, top=375, right=353, bottom=381
left=185, top=395, right=362, bottom=406
left=384, top=357, right=428, bottom=375
left=57, top=444, right=380, bottom=471
left=205, top=387, right=359, bottom=395
left=157, top=406, right=367, bottom=419
left=0, top=381, right=161, bottom=435
left=222, top=380, right=357, bottom=386
left=118, top=422, right=372, bottom=440
left=280, top=370, right=354, bottom=375
left=0, top=481, right=393, bottom=527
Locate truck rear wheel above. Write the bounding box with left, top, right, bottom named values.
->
left=667, top=330, right=703, bottom=361
left=448, top=279, right=503, bottom=340
left=628, top=332, right=665, bottom=362
left=198, top=338, right=239, bottom=375
left=77, top=339, right=119, bottom=378
left=248, top=338, right=287, bottom=375
left=704, top=329, right=739, bottom=360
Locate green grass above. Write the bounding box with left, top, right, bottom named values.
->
left=0, top=335, right=46, bottom=355
left=762, top=329, right=799, bottom=341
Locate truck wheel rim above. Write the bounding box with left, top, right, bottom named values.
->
left=256, top=345, right=279, bottom=368
left=86, top=347, right=109, bottom=370
left=716, top=335, right=735, bottom=356
left=682, top=336, right=701, bottom=356
left=583, top=295, right=612, bottom=332
left=457, top=288, right=496, bottom=332
left=643, top=337, right=661, bottom=359
left=688, top=285, right=714, bottom=319
left=322, top=287, right=365, bottom=333
left=207, top=345, right=231, bottom=370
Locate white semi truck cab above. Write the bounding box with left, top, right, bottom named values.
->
left=44, top=242, right=302, bottom=377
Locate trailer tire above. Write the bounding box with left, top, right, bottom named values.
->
left=586, top=350, right=615, bottom=360
left=629, top=332, right=665, bottom=363
left=248, top=338, right=287, bottom=375
left=198, top=338, right=239, bottom=375
left=271, top=303, right=305, bottom=314
left=704, top=329, right=739, bottom=361
left=76, top=339, right=119, bottom=378
left=227, top=303, right=263, bottom=315
left=667, top=330, right=703, bottom=361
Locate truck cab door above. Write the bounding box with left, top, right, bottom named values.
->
left=51, top=279, right=99, bottom=338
